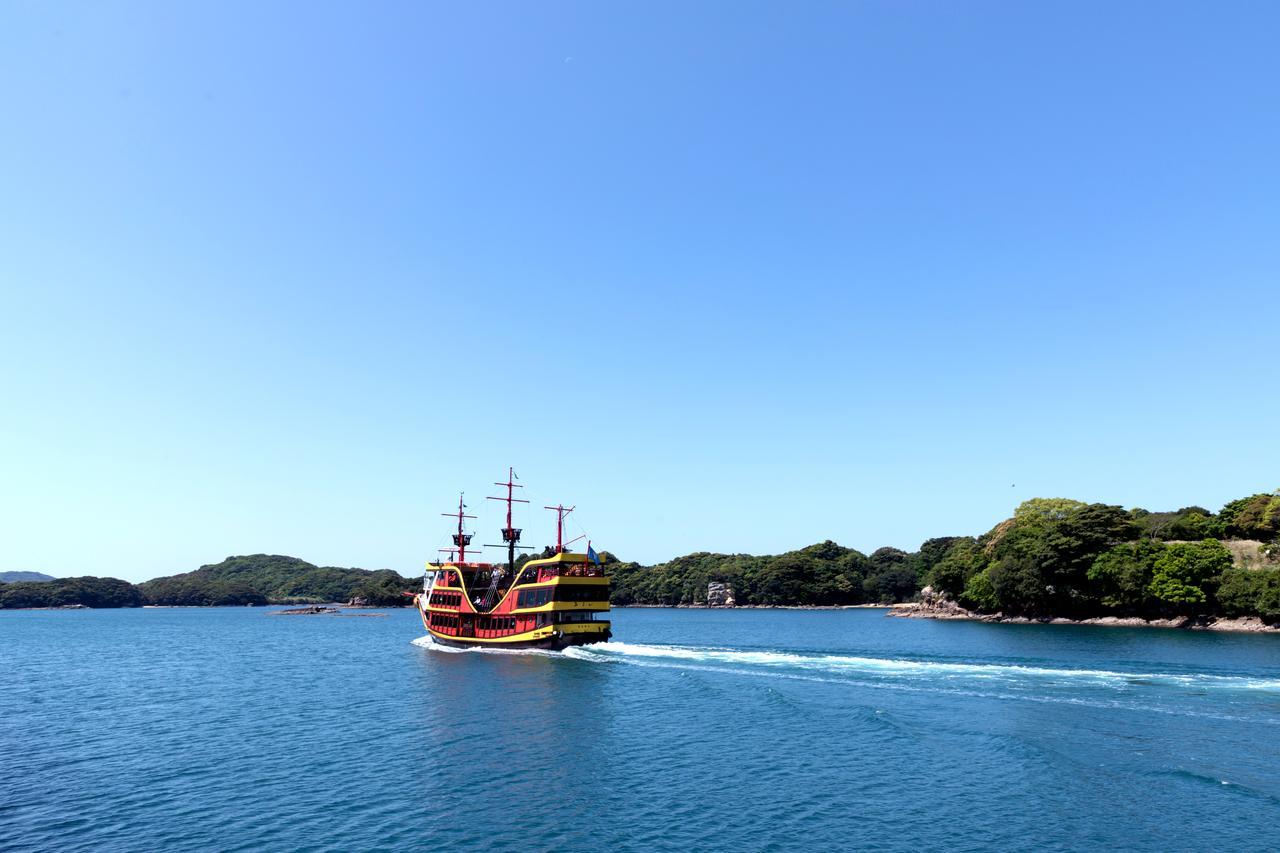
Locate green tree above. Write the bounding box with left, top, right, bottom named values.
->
left=1038, top=503, right=1138, bottom=613
left=1217, top=569, right=1280, bottom=621
left=959, top=570, right=999, bottom=612
left=914, top=536, right=965, bottom=580
left=1166, top=509, right=1224, bottom=540
left=1014, top=498, right=1087, bottom=523
left=988, top=555, right=1048, bottom=615
left=863, top=547, right=918, bottom=604
left=987, top=501, right=1136, bottom=615
left=924, top=538, right=985, bottom=597
left=1087, top=540, right=1166, bottom=613
left=1148, top=539, right=1232, bottom=614
left=1219, top=494, right=1280, bottom=540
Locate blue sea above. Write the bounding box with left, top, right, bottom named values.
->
left=3, top=607, right=1279, bottom=852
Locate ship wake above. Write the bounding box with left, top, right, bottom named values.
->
left=561, top=641, right=1280, bottom=694
left=412, top=635, right=1280, bottom=699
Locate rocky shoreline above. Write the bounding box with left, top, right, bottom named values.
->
left=888, top=588, right=1280, bottom=634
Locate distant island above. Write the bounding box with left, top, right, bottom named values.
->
left=0, top=571, right=56, bottom=583
left=0, top=555, right=415, bottom=610
left=3, top=492, right=1278, bottom=627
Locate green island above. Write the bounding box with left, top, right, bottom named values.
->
left=609, top=492, right=1280, bottom=626
left=0, top=555, right=416, bottom=609
left=4, top=492, right=1278, bottom=626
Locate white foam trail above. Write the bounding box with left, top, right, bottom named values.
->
left=411, top=635, right=564, bottom=658
left=411, top=636, right=1280, bottom=692
left=563, top=641, right=1280, bottom=692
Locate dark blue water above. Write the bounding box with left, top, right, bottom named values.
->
left=3, top=608, right=1279, bottom=851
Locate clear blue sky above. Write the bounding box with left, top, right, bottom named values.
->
left=2, top=2, right=1277, bottom=582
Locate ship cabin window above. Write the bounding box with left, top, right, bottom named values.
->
left=555, top=611, right=596, bottom=624
left=517, top=588, right=552, bottom=608
left=554, top=585, right=605, bottom=603
left=429, top=613, right=461, bottom=633
left=476, top=616, right=515, bottom=635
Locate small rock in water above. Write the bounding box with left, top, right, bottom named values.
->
left=272, top=606, right=341, bottom=616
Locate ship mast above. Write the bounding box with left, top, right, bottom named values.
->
left=487, top=467, right=529, bottom=572
left=544, top=504, right=575, bottom=553
left=440, top=493, right=476, bottom=564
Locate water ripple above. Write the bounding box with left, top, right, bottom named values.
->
left=3, top=608, right=1278, bottom=852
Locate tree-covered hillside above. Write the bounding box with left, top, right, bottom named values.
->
left=0, top=555, right=418, bottom=609
left=138, top=555, right=417, bottom=606
left=608, top=492, right=1280, bottom=623
left=0, top=577, right=144, bottom=609
left=608, top=540, right=925, bottom=606
left=922, top=494, right=1280, bottom=622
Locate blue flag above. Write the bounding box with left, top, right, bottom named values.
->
left=587, top=545, right=601, bottom=566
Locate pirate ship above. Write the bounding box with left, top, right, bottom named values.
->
left=414, top=468, right=612, bottom=650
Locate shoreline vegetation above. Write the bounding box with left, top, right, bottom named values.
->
left=3, top=492, right=1278, bottom=633
left=0, top=556, right=416, bottom=610
left=602, top=491, right=1280, bottom=632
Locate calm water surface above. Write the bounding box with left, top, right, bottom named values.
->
left=3, top=607, right=1279, bottom=851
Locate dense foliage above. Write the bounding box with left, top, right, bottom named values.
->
left=921, top=493, right=1280, bottom=622
left=0, top=577, right=144, bottom=609
left=138, top=555, right=417, bottom=606
left=609, top=491, right=1280, bottom=624
left=0, top=555, right=418, bottom=609
left=608, top=540, right=923, bottom=607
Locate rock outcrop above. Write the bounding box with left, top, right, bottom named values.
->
left=706, top=581, right=736, bottom=607
left=888, top=585, right=969, bottom=619
left=272, top=606, right=341, bottom=616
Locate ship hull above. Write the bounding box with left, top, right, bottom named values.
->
left=417, top=596, right=611, bottom=651
left=426, top=629, right=611, bottom=651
